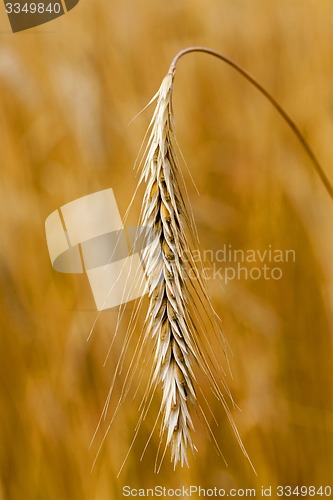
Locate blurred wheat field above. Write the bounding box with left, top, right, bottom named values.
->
left=1, top=0, right=333, bottom=498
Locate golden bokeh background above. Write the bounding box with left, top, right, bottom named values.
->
left=1, top=1, right=333, bottom=498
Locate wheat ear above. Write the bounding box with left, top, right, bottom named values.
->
left=139, top=74, right=198, bottom=468
left=138, top=71, right=248, bottom=471
left=137, top=47, right=333, bottom=470
left=94, top=47, right=333, bottom=474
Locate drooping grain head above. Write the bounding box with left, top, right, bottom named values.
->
left=140, top=74, right=198, bottom=468
left=137, top=70, right=254, bottom=473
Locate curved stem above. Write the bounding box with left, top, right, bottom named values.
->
left=168, top=46, right=333, bottom=202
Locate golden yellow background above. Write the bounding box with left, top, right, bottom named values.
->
left=1, top=0, right=333, bottom=498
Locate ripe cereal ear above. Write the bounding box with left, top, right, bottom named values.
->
left=95, top=47, right=333, bottom=475
left=134, top=46, right=333, bottom=471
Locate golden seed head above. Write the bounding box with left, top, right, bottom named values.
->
left=161, top=201, right=171, bottom=222
left=162, top=240, right=173, bottom=260
left=149, top=181, right=159, bottom=201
